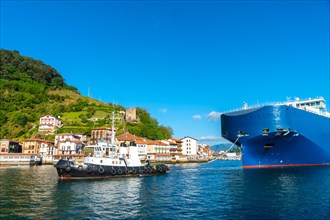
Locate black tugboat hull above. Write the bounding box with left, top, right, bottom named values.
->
left=55, top=159, right=169, bottom=180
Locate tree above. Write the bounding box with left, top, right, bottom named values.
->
left=0, top=111, right=7, bottom=125
left=50, top=77, right=64, bottom=88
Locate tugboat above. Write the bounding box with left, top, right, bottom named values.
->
left=54, top=113, right=169, bottom=179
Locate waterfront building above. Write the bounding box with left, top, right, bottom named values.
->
left=167, top=138, right=183, bottom=161
left=55, top=133, right=86, bottom=146
left=90, top=127, right=115, bottom=145
left=22, top=138, right=47, bottom=154
left=146, top=140, right=157, bottom=161
left=57, top=140, right=84, bottom=155
left=198, top=144, right=212, bottom=159
left=181, top=136, right=198, bottom=159
left=116, top=132, right=138, bottom=147
left=0, top=139, right=22, bottom=153
left=135, top=138, right=148, bottom=161
left=38, top=115, right=62, bottom=134
left=55, top=133, right=86, bottom=155
left=155, top=141, right=171, bottom=161
left=39, top=140, right=55, bottom=163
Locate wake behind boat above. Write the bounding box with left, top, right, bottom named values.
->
left=221, top=97, right=330, bottom=168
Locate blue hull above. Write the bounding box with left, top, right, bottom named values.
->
left=221, top=105, right=330, bottom=168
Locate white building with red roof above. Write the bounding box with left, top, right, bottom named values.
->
left=38, top=115, right=62, bottom=134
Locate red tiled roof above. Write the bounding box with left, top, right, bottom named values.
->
left=135, top=139, right=147, bottom=144
left=24, top=138, right=54, bottom=143
left=116, top=132, right=137, bottom=141
left=170, top=138, right=183, bottom=143
left=146, top=140, right=168, bottom=145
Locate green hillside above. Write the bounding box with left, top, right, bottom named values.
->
left=0, top=49, right=173, bottom=141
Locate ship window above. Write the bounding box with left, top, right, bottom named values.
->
left=112, top=161, right=114, bottom=164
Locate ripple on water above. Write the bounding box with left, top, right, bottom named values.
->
left=0, top=161, right=329, bottom=219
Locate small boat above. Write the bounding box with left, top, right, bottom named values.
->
left=31, top=155, right=43, bottom=165
left=54, top=112, right=169, bottom=179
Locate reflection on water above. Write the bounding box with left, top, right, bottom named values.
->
left=0, top=161, right=329, bottom=219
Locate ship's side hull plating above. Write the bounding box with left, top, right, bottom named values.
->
left=221, top=105, right=330, bottom=168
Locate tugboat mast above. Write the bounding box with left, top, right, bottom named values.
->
left=111, top=112, right=115, bottom=145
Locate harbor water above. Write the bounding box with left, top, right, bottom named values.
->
left=1, top=160, right=329, bottom=219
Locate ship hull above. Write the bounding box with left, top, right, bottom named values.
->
left=55, top=159, right=169, bottom=179
left=221, top=105, right=330, bottom=168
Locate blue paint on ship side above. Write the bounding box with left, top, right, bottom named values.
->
left=221, top=105, right=330, bottom=168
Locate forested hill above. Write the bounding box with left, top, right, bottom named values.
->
left=0, top=49, right=173, bottom=141
left=0, top=49, right=77, bottom=91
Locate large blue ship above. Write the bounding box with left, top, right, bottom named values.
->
left=221, top=97, right=330, bottom=168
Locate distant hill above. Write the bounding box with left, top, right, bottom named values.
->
left=211, top=143, right=232, bottom=152
left=0, top=49, right=173, bottom=141
left=211, top=143, right=240, bottom=153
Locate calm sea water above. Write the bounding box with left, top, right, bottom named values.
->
left=0, top=160, right=329, bottom=220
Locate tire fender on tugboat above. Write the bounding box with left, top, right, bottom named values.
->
left=117, top=169, right=123, bottom=175
left=99, top=166, right=105, bottom=174
left=65, top=166, right=71, bottom=172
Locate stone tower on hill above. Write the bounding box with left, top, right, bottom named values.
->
left=125, top=108, right=137, bottom=122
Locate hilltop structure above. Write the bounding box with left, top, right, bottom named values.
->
left=125, top=108, right=137, bottom=122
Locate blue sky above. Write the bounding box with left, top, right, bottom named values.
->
left=1, top=0, right=329, bottom=145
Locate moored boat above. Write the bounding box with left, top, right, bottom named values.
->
left=221, top=97, right=330, bottom=168
left=54, top=112, right=169, bottom=179
left=54, top=141, right=169, bottom=179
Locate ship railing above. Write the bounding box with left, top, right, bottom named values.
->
left=221, top=102, right=283, bottom=114
left=222, top=101, right=330, bottom=118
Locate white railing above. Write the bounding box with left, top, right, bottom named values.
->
left=222, top=97, right=330, bottom=118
